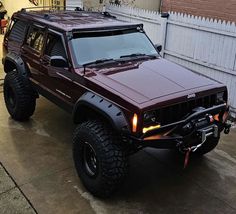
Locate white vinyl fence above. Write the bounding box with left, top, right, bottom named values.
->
left=106, top=4, right=236, bottom=117
left=165, top=13, right=236, bottom=117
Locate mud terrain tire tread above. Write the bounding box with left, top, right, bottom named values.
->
left=73, top=120, right=128, bottom=198
left=4, top=70, right=36, bottom=121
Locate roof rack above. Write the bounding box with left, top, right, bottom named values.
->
left=102, top=12, right=116, bottom=19
left=20, top=7, right=116, bottom=21
left=21, top=6, right=84, bottom=12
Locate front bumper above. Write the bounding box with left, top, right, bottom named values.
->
left=130, top=103, right=231, bottom=150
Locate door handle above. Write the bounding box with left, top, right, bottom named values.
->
left=21, top=49, right=27, bottom=55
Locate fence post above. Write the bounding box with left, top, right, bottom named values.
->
left=160, top=15, right=168, bottom=57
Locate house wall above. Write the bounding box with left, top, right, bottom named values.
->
left=84, top=0, right=161, bottom=12
left=2, top=0, right=33, bottom=18
left=135, top=0, right=160, bottom=11
left=2, top=0, right=66, bottom=18
left=161, top=0, right=236, bottom=23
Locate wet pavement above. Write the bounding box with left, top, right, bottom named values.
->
left=0, top=88, right=236, bottom=213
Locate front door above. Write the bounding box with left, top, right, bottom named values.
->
left=40, top=31, right=74, bottom=110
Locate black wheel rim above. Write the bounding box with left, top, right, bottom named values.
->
left=83, top=142, right=98, bottom=177
left=6, top=86, right=16, bottom=108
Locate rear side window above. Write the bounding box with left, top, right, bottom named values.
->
left=8, top=20, right=28, bottom=43
left=26, top=27, right=45, bottom=52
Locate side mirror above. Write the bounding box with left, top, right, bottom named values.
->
left=154, top=44, right=162, bottom=53
left=50, top=56, right=68, bottom=68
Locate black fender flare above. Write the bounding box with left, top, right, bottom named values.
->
left=73, top=92, right=130, bottom=133
left=4, top=52, right=28, bottom=77
left=4, top=52, right=39, bottom=98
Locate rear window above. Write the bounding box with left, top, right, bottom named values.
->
left=26, top=26, right=45, bottom=53
left=8, top=20, right=28, bottom=43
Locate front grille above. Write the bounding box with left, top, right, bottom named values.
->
left=156, top=94, right=218, bottom=125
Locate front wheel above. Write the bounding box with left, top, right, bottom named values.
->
left=73, top=120, right=129, bottom=198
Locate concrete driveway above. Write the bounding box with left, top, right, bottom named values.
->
left=0, top=88, right=236, bottom=213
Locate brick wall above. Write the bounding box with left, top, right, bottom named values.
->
left=161, top=0, right=236, bottom=23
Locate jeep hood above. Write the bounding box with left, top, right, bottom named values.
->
left=89, top=58, right=220, bottom=104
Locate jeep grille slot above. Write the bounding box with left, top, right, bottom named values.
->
left=156, top=94, right=217, bottom=125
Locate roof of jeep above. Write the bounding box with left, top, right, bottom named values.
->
left=14, top=9, right=142, bottom=32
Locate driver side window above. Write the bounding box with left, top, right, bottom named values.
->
left=45, top=33, right=67, bottom=59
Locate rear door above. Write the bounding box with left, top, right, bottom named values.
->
left=21, top=24, right=46, bottom=84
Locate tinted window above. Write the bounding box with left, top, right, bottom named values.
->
left=8, top=20, right=28, bottom=43
left=45, top=33, right=66, bottom=58
left=72, top=30, right=157, bottom=65
left=26, top=27, right=45, bottom=52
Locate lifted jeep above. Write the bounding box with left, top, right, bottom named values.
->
left=2, top=7, right=231, bottom=197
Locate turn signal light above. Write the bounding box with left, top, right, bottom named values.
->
left=132, top=114, right=138, bottom=133
left=214, top=114, right=219, bottom=121
left=143, top=125, right=161, bottom=134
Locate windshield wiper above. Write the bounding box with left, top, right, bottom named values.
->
left=83, top=58, right=115, bottom=67
left=120, top=53, right=157, bottom=59
left=82, top=58, right=116, bottom=74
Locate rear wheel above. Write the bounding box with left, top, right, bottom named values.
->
left=4, top=70, right=36, bottom=121
left=73, top=120, right=128, bottom=198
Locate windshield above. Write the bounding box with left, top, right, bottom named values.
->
left=71, top=29, right=158, bottom=66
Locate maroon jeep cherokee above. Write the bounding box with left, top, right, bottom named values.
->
left=2, top=7, right=231, bottom=197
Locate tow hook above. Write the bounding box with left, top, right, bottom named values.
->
left=184, top=148, right=191, bottom=169
left=183, top=141, right=206, bottom=169
left=224, top=123, right=231, bottom=134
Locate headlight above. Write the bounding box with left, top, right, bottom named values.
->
left=216, top=92, right=224, bottom=103
left=143, top=111, right=161, bottom=134
left=143, top=111, right=157, bottom=125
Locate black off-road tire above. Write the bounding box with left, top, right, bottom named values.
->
left=194, top=137, right=220, bottom=156
left=3, top=70, right=36, bottom=121
left=73, top=120, right=129, bottom=198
